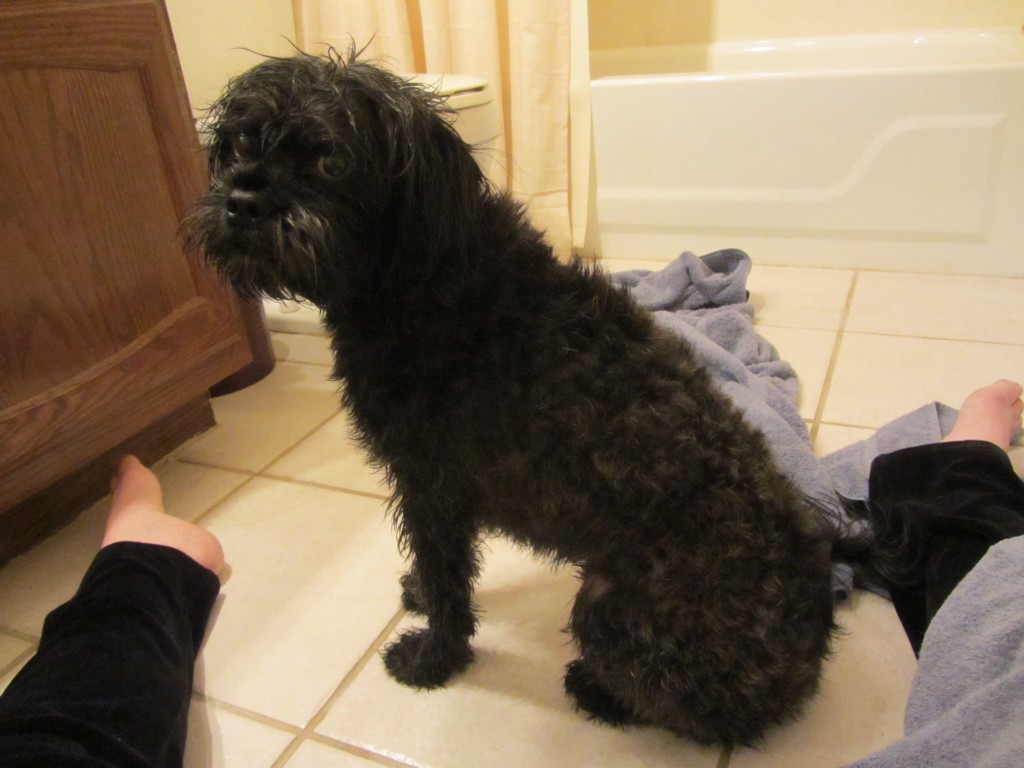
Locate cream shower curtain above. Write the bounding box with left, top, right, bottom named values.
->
left=292, top=0, right=578, bottom=258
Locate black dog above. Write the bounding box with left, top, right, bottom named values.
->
left=185, top=48, right=844, bottom=746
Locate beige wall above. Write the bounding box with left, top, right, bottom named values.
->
left=165, top=0, right=297, bottom=115
left=164, top=1, right=1023, bottom=112
left=590, top=0, right=1024, bottom=49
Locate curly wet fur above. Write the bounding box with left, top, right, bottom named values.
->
left=185, top=47, right=840, bottom=746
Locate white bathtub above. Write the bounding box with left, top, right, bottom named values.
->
left=589, top=29, right=1024, bottom=276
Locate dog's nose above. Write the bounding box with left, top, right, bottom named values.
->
left=225, top=188, right=268, bottom=225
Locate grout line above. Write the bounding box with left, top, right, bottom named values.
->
left=303, top=606, right=408, bottom=733
left=0, top=625, right=39, bottom=644
left=175, top=455, right=391, bottom=503
left=305, top=732, right=417, bottom=767
left=188, top=697, right=304, bottom=768
left=173, top=456, right=259, bottom=478
left=809, top=271, right=859, bottom=447
left=840, top=328, right=1024, bottom=348
left=192, top=692, right=303, bottom=736
left=817, top=420, right=883, bottom=430
left=257, top=472, right=391, bottom=502
left=269, top=736, right=304, bottom=768
left=266, top=606, right=409, bottom=768
left=189, top=473, right=260, bottom=528
left=253, top=410, right=343, bottom=475
left=177, top=456, right=391, bottom=505
left=756, top=320, right=840, bottom=331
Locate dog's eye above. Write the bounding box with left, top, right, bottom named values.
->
left=316, top=155, right=346, bottom=179
left=234, top=130, right=257, bottom=159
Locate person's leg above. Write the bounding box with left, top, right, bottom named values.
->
left=0, top=456, right=223, bottom=768
left=868, top=381, right=1024, bottom=653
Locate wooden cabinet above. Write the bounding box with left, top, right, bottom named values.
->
left=0, top=0, right=254, bottom=560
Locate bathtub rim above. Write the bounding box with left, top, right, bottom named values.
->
left=590, top=26, right=1024, bottom=82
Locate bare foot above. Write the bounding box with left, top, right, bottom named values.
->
left=942, top=380, right=1023, bottom=451
left=102, top=456, right=225, bottom=576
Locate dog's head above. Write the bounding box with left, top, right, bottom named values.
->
left=183, top=47, right=488, bottom=306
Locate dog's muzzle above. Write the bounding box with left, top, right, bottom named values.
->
left=225, top=187, right=270, bottom=227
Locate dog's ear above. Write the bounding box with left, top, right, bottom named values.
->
left=204, top=122, right=233, bottom=182
left=336, top=54, right=492, bottom=284
left=390, top=98, right=488, bottom=275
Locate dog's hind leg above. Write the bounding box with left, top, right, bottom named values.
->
left=563, top=571, right=638, bottom=726
left=399, top=571, right=426, bottom=614
left=382, top=498, right=480, bottom=688
left=564, top=660, right=634, bottom=726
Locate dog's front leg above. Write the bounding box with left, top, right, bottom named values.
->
left=383, top=502, right=479, bottom=688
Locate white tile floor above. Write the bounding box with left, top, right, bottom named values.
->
left=2, top=260, right=1023, bottom=767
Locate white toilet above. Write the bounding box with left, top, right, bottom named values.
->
left=264, top=72, right=501, bottom=335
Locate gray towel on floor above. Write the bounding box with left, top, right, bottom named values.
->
left=841, top=535, right=1024, bottom=768
left=611, top=251, right=959, bottom=597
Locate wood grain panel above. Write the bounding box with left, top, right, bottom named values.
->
left=0, top=0, right=252, bottom=517
left=0, top=67, right=194, bottom=401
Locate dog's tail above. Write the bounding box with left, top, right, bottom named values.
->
left=813, top=493, right=917, bottom=595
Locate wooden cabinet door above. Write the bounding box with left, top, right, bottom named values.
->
left=0, top=1, right=251, bottom=513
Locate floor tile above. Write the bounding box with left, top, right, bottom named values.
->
left=195, top=478, right=406, bottom=726
left=823, top=333, right=1024, bottom=428
left=813, top=424, right=875, bottom=458
left=271, top=332, right=334, bottom=367
left=846, top=273, right=1024, bottom=344
left=747, top=266, right=853, bottom=330
left=317, top=539, right=722, bottom=768
left=185, top=697, right=296, bottom=768
left=266, top=414, right=388, bottom=497
left=0, top=460, right=246, bottom=635
left=178, top=363, right=342, bottom=472
left=757, top=326, right=838, bottom=419
left=284, top=740, right=386, bottom=767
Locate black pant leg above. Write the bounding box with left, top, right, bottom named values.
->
left=0, top=542, right=220, bottom=768
left=867, top=440, right=1024, bottom=654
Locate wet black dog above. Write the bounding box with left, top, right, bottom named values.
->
left=185, top=48, right=843, bottom=746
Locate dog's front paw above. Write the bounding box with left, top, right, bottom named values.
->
left=564, top=660, right=634, bottom=726
left=382, top=628, right=473, bottom=689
